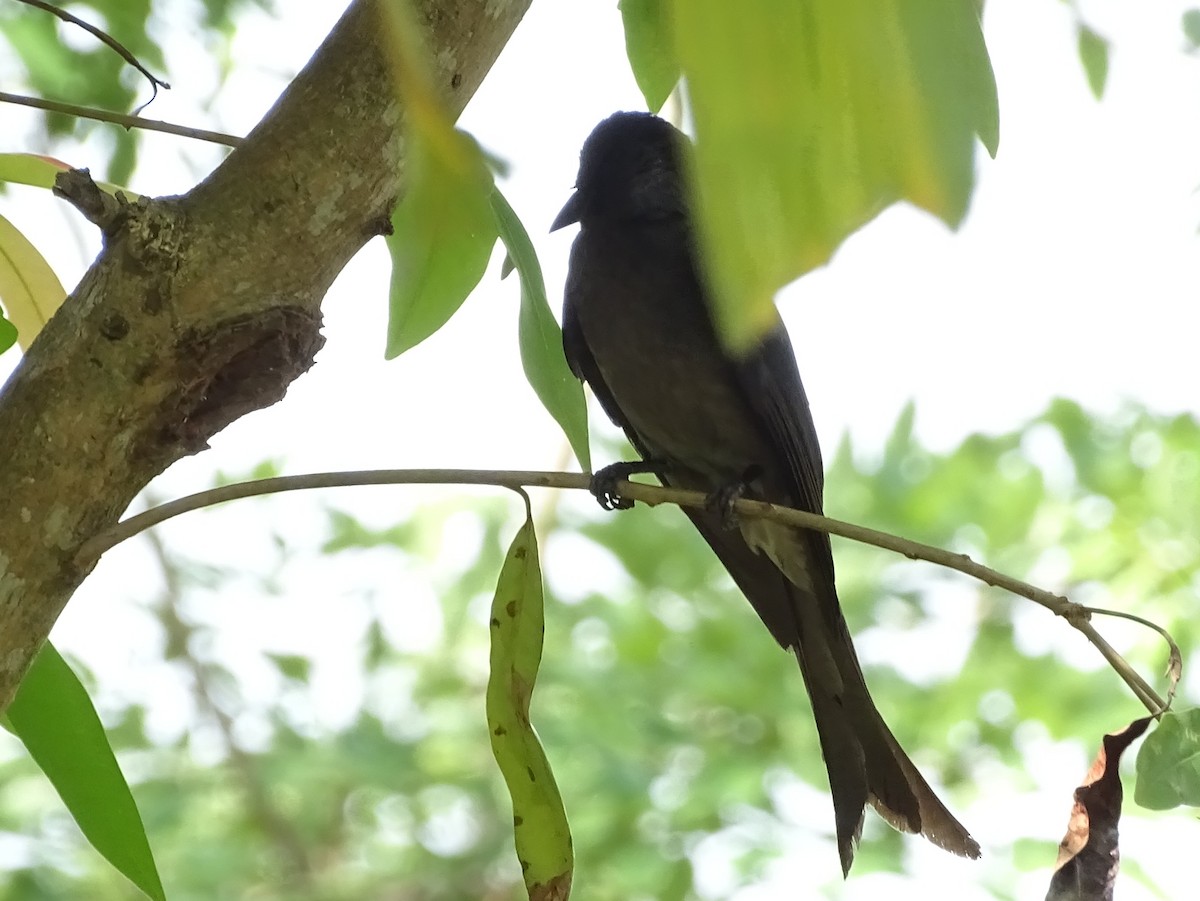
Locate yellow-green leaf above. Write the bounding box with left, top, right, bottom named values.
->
left=491, top=188, right=591, bottom=472
left=1077, top=24, right=1109, bottom=100
left=619, top=0, right=679, bottom=113
left=672, top=0, right=999, bottom=353
left=384, top=129, right=498, bottom=358
left=0, top=152, right=132, bottom=195
left=378, top=0, right=499, bottom=358
left=0, top=211, right=67, bottom=350
left=486, top=496, right=573, bottom=901
left=6, top=643, right=165, bottom=901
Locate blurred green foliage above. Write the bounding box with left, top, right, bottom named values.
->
left=0, top=0, right=268, bottom=182
left=0, top=401, right=1190, bottom=899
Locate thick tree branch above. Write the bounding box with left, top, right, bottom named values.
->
left=0, top=0, right=531, bottom=713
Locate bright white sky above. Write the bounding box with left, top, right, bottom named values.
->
left=2, top=0, right=1199, bottom=897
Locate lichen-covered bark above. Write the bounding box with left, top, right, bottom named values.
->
left=0, top=0, right=531, bottom=712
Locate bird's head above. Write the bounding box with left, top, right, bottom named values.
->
left=552, top=111, right=689, bottom=231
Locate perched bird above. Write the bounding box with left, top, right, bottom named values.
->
left=553, top=111, right=979, bottom=874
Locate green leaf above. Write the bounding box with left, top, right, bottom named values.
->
left=1134, top=709, right=1200, bottom=810
left=384, top=128, right=498, bottom=358
left=1077, top=25, right=1109, bottom=100
left=486, top=495, right=573, bottom=901
left=6, top=643, right=165, bottom=901
left=671, top=0, right=999, bottom=353
left=491, top=188, right=591, bottom=472
left=0, top=152, right=71, bottom=188
left=1183, top=9, right=1200, bottom=49
left=267, top=653, right=312, bottom=683
left=0, top=152, right=132, bottom=195
left=0, top=314, right=16, bottom=354
left=619, top=0, right=679, bottom=113
left=378, top=0, right=500, bottom=358
left=0, top=211, right=67, bottom=350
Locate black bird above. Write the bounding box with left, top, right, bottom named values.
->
left=553, top=111, right=979, bottom=874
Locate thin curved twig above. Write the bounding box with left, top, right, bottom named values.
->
left=1082, top=606, right=1182, bottom=708
left=0, top=92, right=241, bottom=148
left=73, top=468, right=1173, bottom=714
left=13, top=0, right=170, bottom=110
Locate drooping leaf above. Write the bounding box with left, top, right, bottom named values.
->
left=487, top=495, right=573, bottom=901
left=1134, top=709, right=1200, bottom=810
left=1077, top=25, right=1109, bottom=100
left=619, top=0, right=679, bottom=113
left=671, top=0, right=999, bottom=353
left=1047, top=717, right=1151, bottom=901
left=384, top=130, right=497, bottom=358
left=0, top=211, right=67, bottom=350
left=491, top=187, right=591, bottom=472
left=6, top=643, right=165, bottom=901
left=379, top=0, right=499, bottom=358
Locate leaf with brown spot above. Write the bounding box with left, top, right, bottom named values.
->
left=486, top=493, right=573, bottom=900
left=1045, top=717, right=1152, bottom=901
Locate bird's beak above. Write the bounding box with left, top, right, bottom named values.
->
left=550, top=192, right=582, bottom=232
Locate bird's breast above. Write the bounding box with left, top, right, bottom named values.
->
left=568, top=223, right=769, bottom=484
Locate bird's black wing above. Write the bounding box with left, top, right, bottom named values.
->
left=562, top=282, right=652, bottom=460
left=731, top=324, right=837, bottom=589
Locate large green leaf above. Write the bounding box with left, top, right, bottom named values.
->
left=6, top=643, right=165, bottom=901
left=1135, top=710, right=1200, bottom=810
left=672, top=0, right=999, bottom=353
left=491, top=188, right=591, bottom=472
left=619, top=0, right=679, bottom=113
left=384, top=128, right=498, bottom=358
left=379, top=1, right=499, bottom=358
left=487, top=496, right=573, bottom=900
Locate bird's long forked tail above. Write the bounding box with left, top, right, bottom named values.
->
left=791, top=600, right=981, bottom=875
left=682, top=510, right=978, bottom=873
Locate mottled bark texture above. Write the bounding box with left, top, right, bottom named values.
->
left=0, top=0, right=531, bottom=711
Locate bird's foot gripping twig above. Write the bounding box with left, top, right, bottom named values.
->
left=705, top=465, right=763, bottom=529
left=589, top=460, right=665, bottom=511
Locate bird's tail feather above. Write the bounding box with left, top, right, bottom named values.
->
left=792, top=595, right=980, bottom=874
left=681, top=511, right=978, bottom=871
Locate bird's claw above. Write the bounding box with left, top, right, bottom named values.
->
left=589, top=460, right=665, bottom=511
left=705, top=466, right=762, bottom=530
left=590, top=468, right=634, bottom=510
left=706, top=483, right=745, bottom=530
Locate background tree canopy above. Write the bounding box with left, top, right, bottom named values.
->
left=0, top=1, right=1198, bottom=899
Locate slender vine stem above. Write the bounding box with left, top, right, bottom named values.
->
left=0, top=92, right=241, bottom=148
left=74, top=467, right=1175, bottom=715
left=13, top=0, right=169, bottom=109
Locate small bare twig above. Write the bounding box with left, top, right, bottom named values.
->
left=1082, top=606, right=1183, bottom=708
left=51, top=168, right=126, bottom=232
left=73, top=468, right=1176, bottom=715
left=13, top=0, right=169, bottom=111
left=0, top=91, right=242, bottom=148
